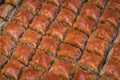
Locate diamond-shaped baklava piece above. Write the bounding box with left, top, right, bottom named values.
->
left=57, top=43, right=80, bottom=61
left=1, top=60, right=23, bottom=80
left=14, top=8, right=33, bottom=28
left=93, top=24, right=115, bottom=42
left=80, top=3, right=100, bottom=22
left=72, top=66, right=93, bottom=80
left=22, top=0, right=40, bottom=14
left=73, top=15, right=95, bottom=35
left=47, top=23, right=66, bottom=41
left=5, top=0, right=21, bottom=6
left=49, top=60, right=72, bottom=79
left=86, top=36, right=108, bottom=57
left=102, top=60, right=120, bottom=80
left=107, top=0, right=120, bottom=13
left=56, top=8, right=75, bottom=27
left=39, top=36, right=58, bottom=55
left=30, top=50, right=51, bottom=70
left=0, top=4, right=15, bottom=21
left=79, top=51, right=101, bottom=72
left=100, top=9, right=120, bottom=28
left=12, top=43, right=34, bottom=65
left=62, top=0, right=81, bottom=13
left=21, top=30, right=41, bottom=47
left=4, top=22, right=25, bottom=41
left=0, top=54, right=7, bottom=69
left=30, top=15, right=49, bottom=34
left=0, top=36, right=14, bottom=56
left=20, top=67, right=42, bottom=80
left=64, top=28, right=87, bottom=50
left=88, top=0, right=105, bottom=8
left=39, top=2, right=57, bottom=21
left=46, top=0, right=61, bottom=7
left=44, top=72, right=60, bottom=80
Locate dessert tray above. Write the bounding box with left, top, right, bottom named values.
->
left=0, top=0, right=120, bottom=80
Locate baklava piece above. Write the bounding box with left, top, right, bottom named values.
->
left=5, top=0, right=21, bottom=7
left=78, top=51, right=101, bottom=72
left=22, top=0, right=40, bottom=14
left=93, top=23, right=115, bottom=42
left=21, top=30, right=41, bottom=47
left=72, top=66, right=93, bottom=80
left=80, top=3, right=100, bottom=22
left=0, top=54, right=7, bottom=69
left=14, top=8, right=33, bottom=28
left=1, top=60, right=23, bottom=80
left=62, top=0, right=81, bottom=14
left=86, top=36, right=108, bottom=57
left=107, top=0, right=120, bottom=13
left=39, top=2, right=57, bottom=21
left=39, top=36, right=58, bottom=55
left=47, top=23, right=66, bottom=41
left=102, top=60, right=120, bottom=80
left=30, top=15, right=49, bottom=34
left=12, top=43, right=34, bottom=65
left=20, top=67, right=42, bottom=80
left=64, top=28, right=87, bottom=50
left=88, top=0, right=105, bottom=9
left=0, top=74, right=7, bottom=80
left=73, top=15, right=95, bottom=35
left=100, top=9, right=120, bottom=28
left=0, top=4, right=16, bottom=21
left=4, top=22, right=25, bottom=41
left=0, top=36, right=14, bottom=56
left=30, top=50, right=51, bottom=70
left=56, top=8, right=75, bottom=27
left=108, top=44, right=120, bottom=62
left=57, top=43, right=80, bottom=62
left=49, top=59, right=72, bottom=79
left=44, top=72, right=60, bottom=80
left=46, top=0, right=61, bottom=7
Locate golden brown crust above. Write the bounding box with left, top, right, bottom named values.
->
left=64, top=28, right=87, bottom=50
left=22, top=0, right=40, bottom=14
left=49, top=59, right=72, bottom=79
left=56, top=8, right=75, bottom=27
left=80, top=3, right=100, bottom=22
left=38, top=36, right=58, bottom=55
left=14, top=8, right=33, bottom=28
left=12, top=43, right=34, bottom=65
left=39, top=2, right=57, bottom=21
left=30, top=50, right=51, bottom=70
left=62, top=0, right=81, bottom=13
left=72, top=66, right=93, bottom=80
left=1, top=60, right=23, bottom=80
left=74, top=15, right=95, bottom=35
left=21, top=30, right=41, bottom=47
left=0, top=36, right=14, bottom=56
left=79, top=51, right=101, bottom=72
left=20, top=67, right=42, bottom=80
left=4, top=22, right=25, bottom=40
left=57, top=43, right=80, bottom=61
left=30, top=15, right=48, bottom=34
left=47, top=23, right=66, bottom=41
